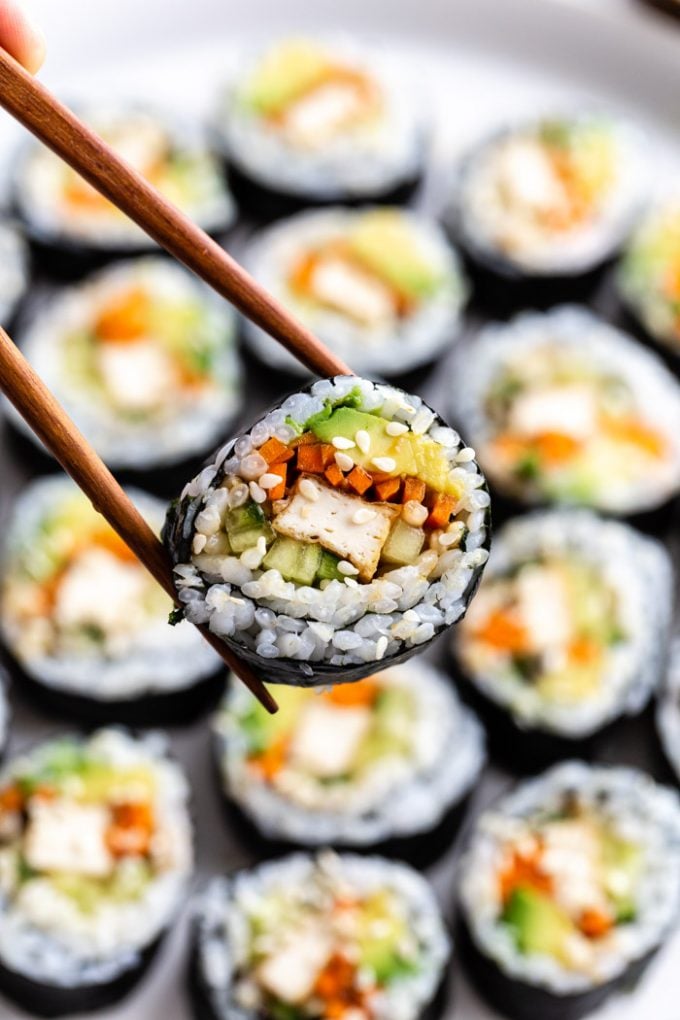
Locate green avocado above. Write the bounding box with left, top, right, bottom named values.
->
left=602, top=834, right=642, bottom=922
left=356, top=891, right=415, bottom=983
left=502, top=886, right=576, bottom=964
left=242, top=40, right=330, bottom=117
left=348, top=211, right=443, bottom=301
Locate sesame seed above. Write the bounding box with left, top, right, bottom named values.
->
left=344, top=577, right=359, bottom=589
left=439, top=529, right=462, bottom=547
left=192, top=533, right=207, bottom=555
left=375, top=636, right=388, bottom=659
left=457, top=447, right=476, bottom=463
left=299, top=478, right=320, bottom=502
left=249, top=481, right=267, bottom=504
left=338, top=560, right=359, bottom=576
left=402, top=501, right=428, bottom=527
left=353, top=507, right=377, bottom=524
left=259, top=472, right=283, bottom=490
left=371, top=456, right=396, bottom=473
left=334, top=452, right=354, bottom=472
left=386, top=421, right=409, bottom=437
left=355, top=429, right=371, bottom=453
left=332, top=436, right=355, bottom=450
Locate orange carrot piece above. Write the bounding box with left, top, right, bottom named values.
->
left=297, top=444, right=325, bottom=473
left=268, top=464, right=287, bottom=502
left=291, top=431, right=317, bottom=447
left=249, top=735, right=289, bottom=781
left=107, top=801, right=154, bottom=857
left=346, top=465, right=372, bottom=495
left=568, top=636, right=601, bottom=665
left=402, top=477, right=426, bottom=504
left=534, top=431, right=582, bottom=464
left=94, top=287, right=150, bottom=343
left=579, top=908, right=614, bottom=940
left=426, top=493, right=457, bottom=529
left=499, top=849, right=553, bottom=903
left=603, top=416, right=666, bottom=458
left=474, top=609, right=530, bottom=654
left=319, top=443, right=337, bottom=468
left=0, top=785, right=22, bottom=812
left=374, top=477, right=401, bottom=501
left=325, top=679, right=379, bottom=708
left=94, top=528, right=139, bottom=563
left=258, top=436, right=294, bottom=465
left=324, top=463, right=345, bottom=487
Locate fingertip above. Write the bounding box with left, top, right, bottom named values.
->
left=0, top=1, right=46, bottom=75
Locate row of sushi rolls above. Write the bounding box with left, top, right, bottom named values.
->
left=0, top=30, right=680, bottom=1020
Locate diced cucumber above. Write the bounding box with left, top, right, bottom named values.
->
left=316, top=550, right=344, bottom=583
left=263, top=537, right=322, bottom=585
left=224, top=501, right=274, bottom=552
left=229, top=524, right=274, bottom=553
left=381, top=520, right=425, bottom=566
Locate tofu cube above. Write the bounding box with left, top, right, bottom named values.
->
left=258, top=927, right=332, bottom=1004
left=24, top=799, right=114, bottom=878
left=290, top=702, right=371, bottom=778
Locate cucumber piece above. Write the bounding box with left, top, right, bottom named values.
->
left=381, top=519, right=425, bottom=566
left=229, top=523, right=274, bottom=554
left=263, top=537, right=322, bottom=585
left=316, top=550, right=344, bottom=583
left=224, top=500, right=273, bottom=552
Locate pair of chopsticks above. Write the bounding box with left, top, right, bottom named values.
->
left=0, top=48, right=355, bottom=714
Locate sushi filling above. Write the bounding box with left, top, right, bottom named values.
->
left=17, top=109, right=234, bottom=245
left=10, top=259, right=241, bottom=467
left=216, top=660, right=484, bottom=843
left=454, top=307, right=680, bottom=512
left=460, top=764, right=680, bottom=992
left=457, top=116, right=642, bottom=273
left=195, top=852, right=449, bottom=1020
left=243, top=208, right=467, bottom=374
left=171, top=377, right=489, bottom=670
left=456, top=512, right=670, bottom=735
left=0, top=729, right=192, bottom=983
left=1, top=477, right=219, bottom=699
left=619, top=196, right=680, bottom=353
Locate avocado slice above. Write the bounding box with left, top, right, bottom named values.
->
left=502, top=886, right=576, bottom=965
left=243, top=40, right=331, bottom=117
left=348, top=210, right=443, bottom=301
left=602, top=833, right=642, bottom=922
left=356, top=891, right=415, bottom=982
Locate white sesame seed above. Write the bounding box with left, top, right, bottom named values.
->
left=371, top=456, right=396, bottom=473
left=355, top=429, right=371, bottom=454
left=192, top=533, right=207, bottom=555
left=299, top=478, right=320, bottom=502
left=240, top=542, right=266, bottom=569
left=259, top=472, right=283, bottom=490
left=338, top=560, right=359, bottom=576
left=249, top=481, right=267, bottom=504
left=402, top=501, right=428, bottom=527
left=344, top=577, right=359, bottom=589
left=239, top=453, right=268, bottom=480
left=439, top=530, right=461, bottom=547
left=353, top=507, right=377, bottom=524
left=386, top=421, right=409, bottom=437
left=457, top=447, right=476, bottom=463
left=332, top=436, right=355, bottom=450
left=334, top=452, right=354, bottom=472
left=375, top=636, right=388, bottom=659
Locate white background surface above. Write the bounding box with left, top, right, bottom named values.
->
left=1, top=1, right=680, bottom=1018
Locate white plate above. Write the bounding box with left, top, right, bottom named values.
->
left=2, top=2, right=680, bottom=1019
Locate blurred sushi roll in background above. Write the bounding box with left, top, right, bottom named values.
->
left=655, top=638, right=680, bottom=784
left=448, top=114, right=644, bottom=306
left=0, top=728, right=193, bottom=1017
left=457, top=762, right=680, bottom=1020
left=450, top=306, right=680, bottom=522
left=451, top=510, right=673, bottom=770
left=213, top=659, right=485, bottom=863
left=618, top=194, right=680, bottom=360
left=165, top=375, right=490, bottom=686
left=0, top=669, right=9, bottom=762
left=12, top=105, right=236, bottom=276
left=0, top=223, right=28, bottom=329
left=5, top=258, right=242, bottom=489
left=189, top=851, right=450, bottom=1020
left=214, top=37, right=427, bottom=215
left=0, top=477, right=224, bottom=725
left=241, top=207, right=468, bottom=379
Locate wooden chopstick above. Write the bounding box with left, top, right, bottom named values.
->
left=0, top=328, right=278, bottom=714
left=0, top=49, right=353, bottom=379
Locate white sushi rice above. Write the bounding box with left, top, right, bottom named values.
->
left=451, top=305, right=680, bottom=514
left=0, top=222, right=27, bottom=327
left=453, top=115, right=645, bottom=275
left=193, top=851, right=449, bottom=1020
left=655, top=637, right=680, bottom=782
left=459, top=762, right=680, bottom=994
left=0, top=476, right=221, bottom=700
left=0, top=729, right=193, bottom=987
left=240, top=208, right=468, bottom=376
left=6, top=259, right=242, bottom=470
left=453, top=510, right=673, bottom=737
left=217, top=38, right=425, bottom=201
left=172, top=376, right=490, bottom=674
left=215, top=659, right=485, bottom=845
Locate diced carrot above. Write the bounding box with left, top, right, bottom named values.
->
left=94, top=287, right=150, bottom=343
left=319, top=443, right=337, bottom=468
left=602, top=416, right=666, bottom=458
left=534, top=431, right=582, bottom=464
left=374, top=477, right=401, bottom=501
left=32, top=785, right=57, bottom=801
left=579, top=907, right=614, bottom=940
left=268, top=464, right=287, bottom=502
left=426, top=493, right=457, bottom=529
left=94, top=528, right=139, bottom=563
left=258, top=436, right=295, bottom=465
left=499, top=848, right=553, bottom=903
left=249, top=735, right=289, bottom=781
left=346, top=465, right=373, bottom=495
left=568, top=635, right=600, bottom=665
left=402, top=477, right=426, bottom=504
left=290, top=431, right=317, bottom=447
left=475, top=609, right=530, bottom=654
left=325, top=679, right=379, bottom=708
left=0, top=785, right=22, bottom=812
left=297, top=443, right=325, bottom=473
left=107, top=801, right=154, bottom=857
left=324, top=463, right=345, bottom=487
left=289, top=251, right=320, bottom=297
left=314, top=953, right=360, bottom=1006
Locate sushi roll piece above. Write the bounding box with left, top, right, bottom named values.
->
left=655, top=639, right=680, bottom=784
left=5, top=258, right=242, bottom=489
left=618, top=194, right=680, bottom=359
left=0, top=476, right=224, bottom=726
left=448, top=115, right=644, bottom=307
left=0, top=668, right=9, bottom=762
left=451, top=306, right=680, bottom=523
left=12, top=105, right=236, bottom=276
left=0, top=727, right=193, bottom=1017
left=214, top=37, right=426, bottom=216
left=165, top=375, right=491, bottom=686
left=457, top=762, right=680, bottom=1020
left=0, top=221, right=28, bottom=328
left=451, top=510, right=673, bottom=770
left=241, top=207, right=468, bottom=379
left=213, top=658, right=485, bottom=864
left=189, top=851, right=450, bottom=1020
